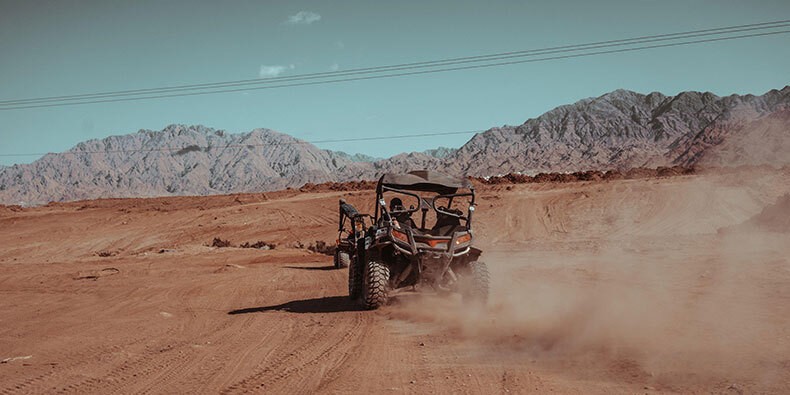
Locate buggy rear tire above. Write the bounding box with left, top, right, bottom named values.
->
left=336, top=251, right=350, bottom=269
left=462, top=261, right=489, bottom=304
left=348, top=256, right=363, bottom=299
left=363, top=260, right=390, bottom=310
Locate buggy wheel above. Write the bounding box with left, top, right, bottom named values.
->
left=348, top=256, right=363, bottom=299
left=363, top=260, right=390, bottom=310
left=337, top=251, right=351, bottom=269
left=462, top=261, right=489, bottom=304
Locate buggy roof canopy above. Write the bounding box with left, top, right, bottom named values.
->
left=378, top=170, right=473, bottom=194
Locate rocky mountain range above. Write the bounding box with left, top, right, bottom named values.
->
left=1, top=86, right=788, bottom=205
left=444, top=86, right=790, bottom=175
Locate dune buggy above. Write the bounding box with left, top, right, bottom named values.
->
left=334, top=198, right=371, bottom=269
left=337, top=170, right=489, bottom=310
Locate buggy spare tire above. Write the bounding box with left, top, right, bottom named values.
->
left=363, top=260, right=390, bottom=310
left=348, top=256, right=363, bottom=299
left=336, top=251, right=351, bottom=269
left=462, top=261, right=489, bottom=304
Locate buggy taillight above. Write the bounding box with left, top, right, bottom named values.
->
left=455, top=233, right=471, bottom=245
left=392, top=230, right=409, bottom=243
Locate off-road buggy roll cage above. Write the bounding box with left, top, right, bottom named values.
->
left=376, top=188, right=475, bottom=226
left=374, top=185, right=477, bottom=256
left=334, top=199, right=371, bottom=269
left=345, top=170, right=489, bottom=310
left=378, top=171, right=473, bottom=235
left=339, top=199, right=371, bottom=235
left=375, top=170, right=475, bottom=227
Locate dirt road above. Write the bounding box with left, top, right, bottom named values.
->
left=2, top=168, right=789, bottom=393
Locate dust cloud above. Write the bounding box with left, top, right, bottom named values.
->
left=388, top=173, right=790, bottom=388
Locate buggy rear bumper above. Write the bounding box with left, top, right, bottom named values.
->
left=389, top=241, right=470, bottom=257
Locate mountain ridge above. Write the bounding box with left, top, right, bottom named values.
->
left=2, top=86, right=789, bottom=205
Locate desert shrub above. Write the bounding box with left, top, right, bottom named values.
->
left=239, top=240, right=276, bottom=250
left=212, top=237, right=231, bottom=248
left=306, top=240, right=334, bottom=256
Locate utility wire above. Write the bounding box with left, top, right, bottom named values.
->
left=0, top=130, right=483, bottom=157
left=1, top=20, right=789, bottom=107
left=3, top=23, right=788, bottom=107
left=1, top=28, right=788, bottom=111
left=1, top=19, right=788, bottom=106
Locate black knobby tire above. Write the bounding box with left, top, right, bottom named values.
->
left=363, top=260, right=390, bottom=310
left=348, top=256, right=363, bottom=299
left=337, top=251, right=351, bottom=269
left=463, top=261, right=490, bottom=304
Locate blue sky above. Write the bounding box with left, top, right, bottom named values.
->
left=1, top=0, right=788, bottom=166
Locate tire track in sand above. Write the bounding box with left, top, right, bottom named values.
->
left=220, top=313, right=366, bottom=394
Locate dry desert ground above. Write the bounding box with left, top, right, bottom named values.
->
left=2, top=168, right=790, bottom=394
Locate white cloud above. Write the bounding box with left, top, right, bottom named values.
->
left=329, top=63, right=339, bottom=72
left=285, top=11, right=321, bottom=25
left=259, top=64, right=295, bottom=78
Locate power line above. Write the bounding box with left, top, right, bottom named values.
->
left=2, top=29, right=788, bottom=111
left=2, top=19, right=788, bottom=106
left=0, top=130, right=483, bottom=157
left=1, top=21, right=788, bottom=106
left=1, top=24, right=787, bottom=157
left=1, top=21, right=789, bottom=109
left=1, top=20, right=787, bottom=106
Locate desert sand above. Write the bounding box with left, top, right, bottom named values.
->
left=1, top=167, right=789, bottom=394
